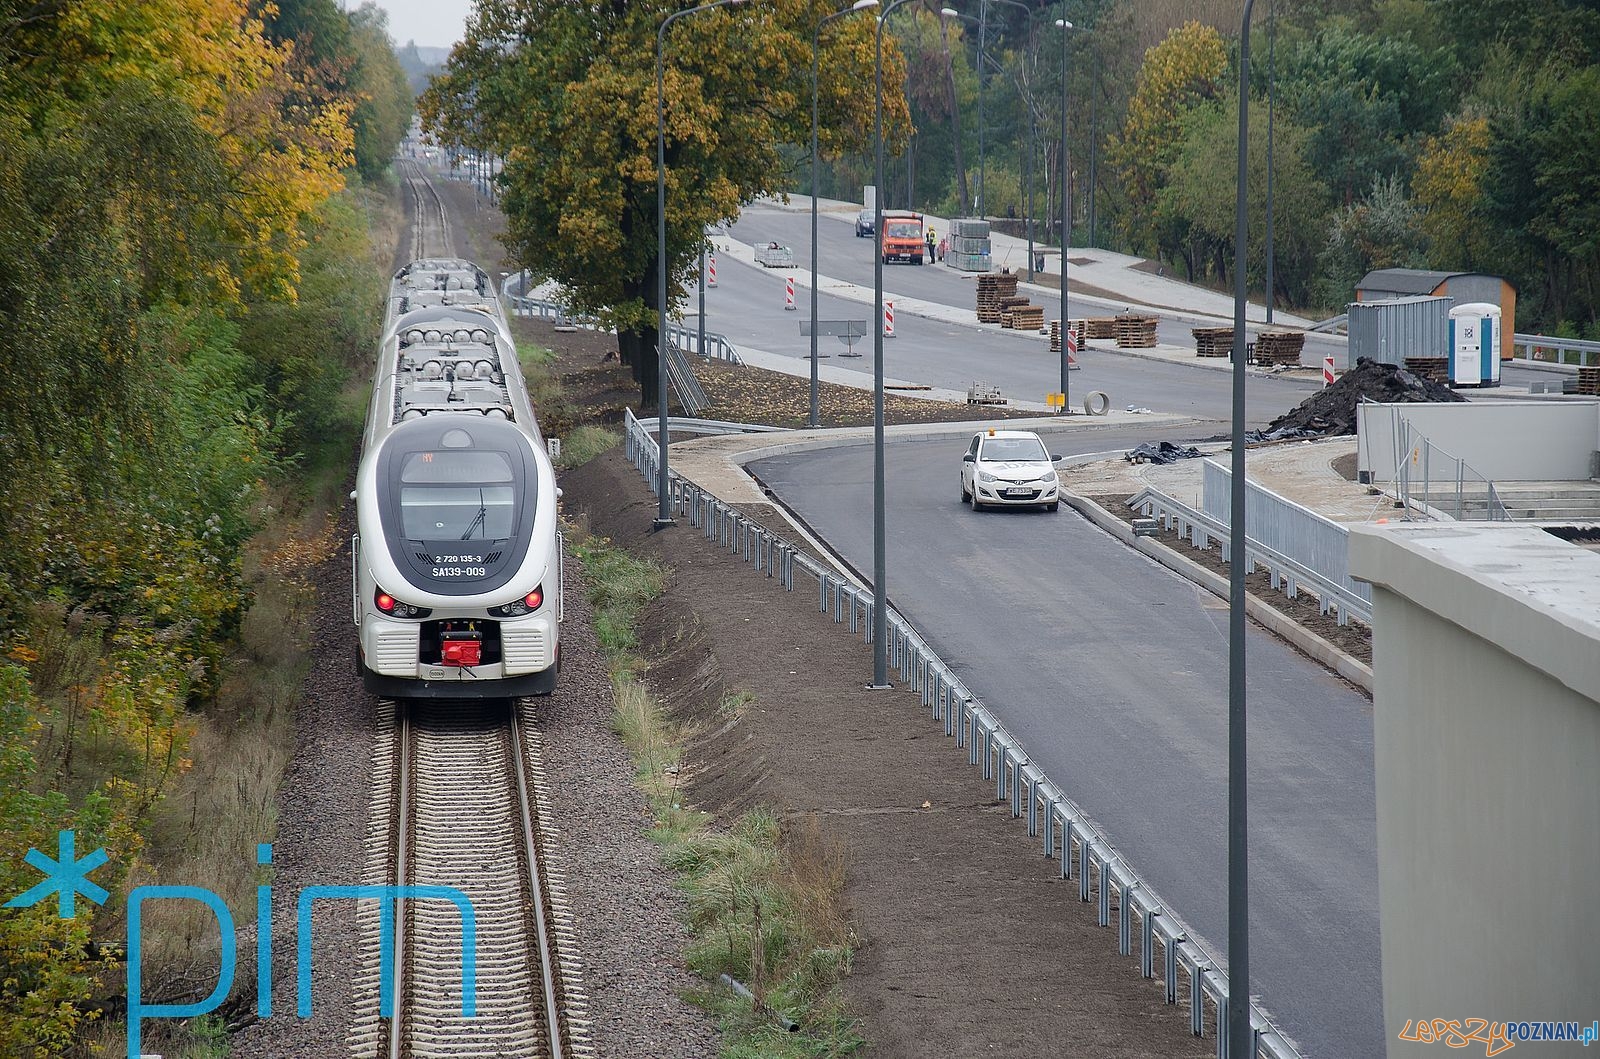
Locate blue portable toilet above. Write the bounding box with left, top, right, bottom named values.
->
left=1448, top=302, right=1501, bottom=387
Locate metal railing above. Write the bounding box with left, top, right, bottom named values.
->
left=620, top=407, right=1303, bottom=1059
left=1130, top=485, right=1373, bottom=627
left=506, top=294, right=742, bottom=367
left=500, top=273, right=743, bottom=366
left=1202, top=460, right=1373, bottom=623
left=662, top=341, right=709, bottom=416
left=1511, top=332, right=1600, bottom=369
left=1386, top=411, right=1510, bottom=522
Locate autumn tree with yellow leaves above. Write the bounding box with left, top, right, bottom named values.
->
left=422, top=0, right=907, bottom=405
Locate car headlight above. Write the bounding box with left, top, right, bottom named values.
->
left=977, top=471, right=996, bottom=483
left=1038, top=472, right=1059, bottom=484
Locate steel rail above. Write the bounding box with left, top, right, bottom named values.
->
left=384, top=702, right=575, bottom=1059
left=510, top=701, right=568, bottom=1059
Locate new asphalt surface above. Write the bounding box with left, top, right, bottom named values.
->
left=748, top=425, right=1384, bottom=1059
left=692, top=240, right=1323, bottom=424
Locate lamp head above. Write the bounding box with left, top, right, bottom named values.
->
left=940, top=6, right=959, bottom=15
left=852, top=0, right=881, bottom=9
left=1056, top=17, right=1073, bottom=27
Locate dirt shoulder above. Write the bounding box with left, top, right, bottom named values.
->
left=563, top=449, right=1210, bottom=1058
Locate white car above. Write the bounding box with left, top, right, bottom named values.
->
left=960, top=429, right=1063, bottom=511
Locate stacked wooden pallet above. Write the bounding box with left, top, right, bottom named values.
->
left=1008, top=306, right=1046, bottom=331
left=1404, top=357, right=1448, bottom=382
left=1086, top=317, right=1118, bottom=340
left=976, top=272, right=1020, bottom=323
left=1115, top=314, right=1159, bottom=348
left=1049, top=319, right=1087, bottom=354
left=1192, top=326, right=1234, bottom=358
left=1254, top=330, right=1305, bottom=365
left=1576, top=365, right=1600, bottom=395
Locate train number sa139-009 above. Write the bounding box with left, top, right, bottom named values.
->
left=433, top=565, right=487, bottom=578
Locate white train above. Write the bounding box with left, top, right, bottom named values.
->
left=351, top=258, right=561, bottom=698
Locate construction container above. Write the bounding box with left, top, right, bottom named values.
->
left=1348, top=296, right=1450, bottom=366
left=1448, top=302, right=1502, bottom=387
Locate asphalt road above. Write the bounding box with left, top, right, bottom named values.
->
left=694, top=241, right=1324, bottom=425
left=723, top=203, right=1549, bottom=396
left=749, top=425, right=1384, bottom=1059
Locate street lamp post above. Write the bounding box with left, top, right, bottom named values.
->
left=1056, top=17, right=1074, bottom=412
left=655, top=0, right=747, bottom=527
left=1229, top=3, right=1256, bottom=1057
left=870, top=0, right=957, bottom=686
left=977, top=0, right=986, bottom=218
left=1265, top=0, right=1276, bottom=324
left=812, top=0, right=881, bottom=430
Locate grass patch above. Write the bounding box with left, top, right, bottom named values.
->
left=554, top=424, right=620, bottom=469
left=569, top=525, right=863, bottom=1057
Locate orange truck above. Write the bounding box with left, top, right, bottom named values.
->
left=879, top=210, right=927, bottom=265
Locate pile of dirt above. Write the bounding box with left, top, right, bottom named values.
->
left=1266, top=356, right=1464, bottom=436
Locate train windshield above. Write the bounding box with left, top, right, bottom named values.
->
left=399, top=450, right=517, bottom=540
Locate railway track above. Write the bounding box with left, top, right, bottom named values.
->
left=403, top=159, right=452, bottom=260
left=350, top=700, right=592, bottom=1059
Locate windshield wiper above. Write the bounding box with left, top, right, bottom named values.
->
left=460, top=488, right=487, bottom=540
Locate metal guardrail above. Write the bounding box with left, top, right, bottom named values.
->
left=1129, top=484, right=1373, bottom=627
left=1202, top=460, right=1374, bottom=622
left=1510, top=332, right=1600, bottom=369
left=620, top=407, right=1304, bottom=1059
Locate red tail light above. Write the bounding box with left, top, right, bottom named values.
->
left=376, top=592, right=396, bottom=613
left=524, top=587, right=543, bottom=610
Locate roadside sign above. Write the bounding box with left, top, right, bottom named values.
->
left=1046, top=392, right=1065, bottom=409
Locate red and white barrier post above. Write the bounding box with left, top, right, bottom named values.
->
left=708, top=255, right=717, bottom=287
left=884, top=300, right=896, bottom=337
left=1323, top=354, right=1336, bottom=387
left=1067, top=327, right=1079, bottom=368
left=785, top=275, right=796, bottom=311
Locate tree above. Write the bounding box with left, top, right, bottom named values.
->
left=1105, top=21, right=1227, bottom=252
left=1155, top=97, right=1329, bottom=308
left=1412, top=113, right=1493, bottom=270
left=1315, top=174, right=1426, bottom=309
left=1273, top=22, right=1456, bottom=206
left=421, top=0, right=906, bottom=406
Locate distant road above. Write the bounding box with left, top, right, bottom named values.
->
left=750, top=425, right=1385, bottom=1059
left=717, top=204, right=1549, bottom=406
left=701, top=223, right=1322, bottom=425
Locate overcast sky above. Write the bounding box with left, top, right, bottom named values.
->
left=368, top=0, right=473, bottom=50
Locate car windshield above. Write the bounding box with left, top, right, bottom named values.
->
left=886, top=222, right=921, bottom=239
left=981, top=438, right=1049, bottom=462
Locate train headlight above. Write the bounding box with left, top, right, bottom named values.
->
left=374, top=587, right=431, bottom=619
left=488, top=586, right=544, bottom=617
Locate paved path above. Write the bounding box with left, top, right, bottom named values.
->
left=749, top=426, right=1385, bottom=1059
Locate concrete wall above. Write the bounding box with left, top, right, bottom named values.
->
left=1349, top=523, right=1600, bottom=1058
left=1357, top=401, right=1600, bottom=482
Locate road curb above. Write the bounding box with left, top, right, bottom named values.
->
left=1063, top=491, right=1374, bottom=695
